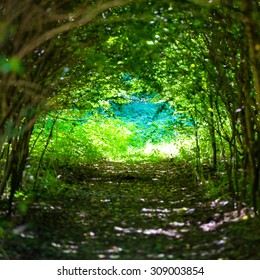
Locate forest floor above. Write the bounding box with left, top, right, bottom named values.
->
left=1, top=159, right=260, bottom=259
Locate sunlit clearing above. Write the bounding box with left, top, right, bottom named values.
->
left=143, top=141, right=179, bottom=157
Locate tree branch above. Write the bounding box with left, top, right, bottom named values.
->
left=16, top=0, right=133, bottom=59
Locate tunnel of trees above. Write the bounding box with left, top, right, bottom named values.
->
left=0, top=0, right=260, bottom=259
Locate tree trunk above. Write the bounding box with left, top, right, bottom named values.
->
left=242, top=0, right=260, bottom=211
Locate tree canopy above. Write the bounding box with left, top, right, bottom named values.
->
left=0, top=0, right=260, bottom=243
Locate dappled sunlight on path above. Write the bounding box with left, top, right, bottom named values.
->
left=2, top=161, right=259, bottom=260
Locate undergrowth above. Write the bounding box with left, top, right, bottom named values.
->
left=3, top=103, right=242, bottom=216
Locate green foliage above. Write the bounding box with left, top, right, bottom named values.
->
left=0, top=56, right=23, bottom=74
left=2, top=0, right=260, bottom=261
left=31, top=112, right=160, bottom=164
left=30, top=92, right=196, bottom=167
left=107, top=94, right=178, bottom=144
left=31, top=116, right=102, bottom=165
left=1, top=0, right=259, bottom=214
left=80, top=117, right=136, bottom=161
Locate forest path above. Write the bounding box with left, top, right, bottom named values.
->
left=3, top=160, right=259, bottom=259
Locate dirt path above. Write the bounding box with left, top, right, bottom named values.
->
left=2, top=161, right=260, bottom=259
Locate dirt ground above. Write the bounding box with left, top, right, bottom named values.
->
left=1, top=160, right=260, bottom=259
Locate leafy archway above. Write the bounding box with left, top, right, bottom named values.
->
left=0, top=0, right=260, bottom=214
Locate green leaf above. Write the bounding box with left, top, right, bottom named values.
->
left=0, top=56, right=23, bottom=74
left=18, top=202, right=28, bottom=215
left=8, top=57, right=23, bottom=73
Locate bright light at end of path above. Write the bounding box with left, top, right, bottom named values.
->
left=144, top=142, right=179, bottom=157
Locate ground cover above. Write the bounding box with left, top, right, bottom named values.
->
left=1, top=160, right=259, bottom=260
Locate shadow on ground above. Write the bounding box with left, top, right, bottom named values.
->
left=1, top=161, right=260, bottom=259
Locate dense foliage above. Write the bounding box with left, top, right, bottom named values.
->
left=0, top=0, right=260, bottom=260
